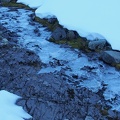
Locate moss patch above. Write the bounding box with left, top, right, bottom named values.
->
left=34, top=16, right=59, bottom=31
left=109, top=62, right=120, bottom=70
left=50, top=37, right=90, bottom=52
left=100, top=106, right=110, bottom=116
left=101, top=109, right=109, bottom=116
left=34, top=17, right=90, bottom=51
left=115, top=64, right=120, bottom=70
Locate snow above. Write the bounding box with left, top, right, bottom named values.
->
left=34, top=0, right=120, bottom=50
left=0, top=90, right=32, bottom=120
left=17, top=0, right=44, bottom=8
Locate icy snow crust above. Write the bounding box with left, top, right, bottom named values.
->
left=0, top=90, right=31, bottom=120
left=1, top=7, right=120, bottom=112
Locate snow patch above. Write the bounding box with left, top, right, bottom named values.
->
left=17, top=0, right=45, bottom=8
left=0, top=90, right=32, bottom=120
left=35, top=0, right=120, bottom=50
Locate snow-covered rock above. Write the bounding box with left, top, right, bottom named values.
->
left=66, top=30, right=79, bottom=40
left=88, top=39, right=111, bottom=50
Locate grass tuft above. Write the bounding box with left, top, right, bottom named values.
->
left=34, top=16, right=59, bottom=31
left=50, top=37, right=90, bottom=52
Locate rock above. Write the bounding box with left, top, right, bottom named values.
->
left=29, top=13, right=36, bottom=20
left=0, top=36, right=3, bottom=40
left=51, top=27, right=66, bottom=40
left=51, top=27, right=80, bottom=41
left=0, top=24, right=18, bottom=43
left=88, top=39, right=111, bottom=50
left=85, top=116, right=94, bottom=120
left=0, top=0, right=10, bottom=3
left=47, top=18, right=58, bottom=24
left=0, top=38, right=8, bottom=46
left=101, top=50, right=120, bottom=64
left=66, top=30, right=79, bottom=40
left=108, top=109, right=118, bottom=118
left=34, top=28, right=39, bottom=33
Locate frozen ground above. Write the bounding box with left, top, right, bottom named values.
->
left=0, top=7, right=120, bottom=113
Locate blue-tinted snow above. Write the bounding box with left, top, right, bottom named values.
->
left=0, top=90, right=31, bottom=120
left=34, top=0, right=120, bottom=50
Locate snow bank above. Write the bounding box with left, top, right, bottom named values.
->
left=0, top=90, right=31, bottom=120
left=17, top=0, right=44, bottom=8
left=35, top=0, right=120, bottom=50
left=17, top=0, right=120, bottom=50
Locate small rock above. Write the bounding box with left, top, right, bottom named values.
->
left=85, top=116, right=94, bottom=120
left=43, top=81, right=49, bottom=86
left=47, top=18, right=58, bottom=24
left=34, top=27, right=39, bottom=34
left=108, top=109, right=117, bottom=118
left=0, top=38, right=8, bottom=46
left=0, top=36, right=3, bottom=40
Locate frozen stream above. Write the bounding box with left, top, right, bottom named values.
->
left=1, top=7, right=120, bottom=111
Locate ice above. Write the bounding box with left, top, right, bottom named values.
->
left=80, top=79, right=102, bottom=92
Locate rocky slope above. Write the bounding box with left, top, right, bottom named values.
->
left=0, top=3, right=120, bottom=120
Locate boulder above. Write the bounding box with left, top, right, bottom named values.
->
left=88, top=39, right=111, bottom=50
left=66, top=30, right=79, bottom=40
left=51, top=27, right=66, bottom=40
left=101, top=50, right=120, bottom=64
left=51, top=27, right=80, bottom=41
